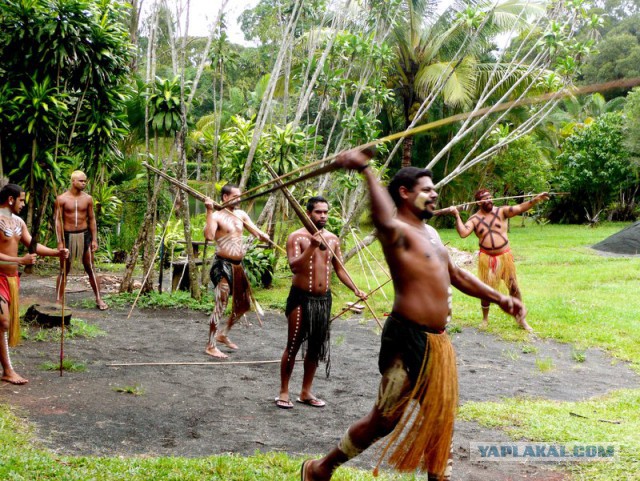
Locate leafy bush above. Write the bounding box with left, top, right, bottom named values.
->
left=243, top=245, right=275, bottom=288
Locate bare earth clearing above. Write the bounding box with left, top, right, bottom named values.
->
left=2, top=274, right=638, bottom=481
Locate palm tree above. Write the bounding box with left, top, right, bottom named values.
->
left=389, top=0, right=544, bottom=166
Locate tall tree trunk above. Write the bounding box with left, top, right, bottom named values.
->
left=401, top=136, right=413, bottom=167
left=176, top=124, right=201, bottom=300
left=24, top=183, right=50, bottom=274
left=120, top=168, right=164, bottom=293
left=128, top=0, right=142, bottom=71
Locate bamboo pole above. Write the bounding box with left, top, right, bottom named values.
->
left=226, top=77, right=640, bottom=205
left=108, top=359, right=282, bottom=367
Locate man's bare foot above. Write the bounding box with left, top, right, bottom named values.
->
left=205, top=346, right=228, bottom=359
left=479, top=319, right=489, bottom=330
left=518, top=318, right=534, bottom=332
left=214, top=333, right=238, bottom=350
left=96, top=300, right=108, bottom=310
left=2, top=371, right=29, bottom=385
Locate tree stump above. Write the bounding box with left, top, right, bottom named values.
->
left=24, top=304, right=72, bottom=328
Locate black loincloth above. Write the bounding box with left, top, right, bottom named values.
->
left=210, top=254, right=251, bottom=324
left=286, top=286, right=332, bottom=376
left=378, top=312, right=445, bottom=386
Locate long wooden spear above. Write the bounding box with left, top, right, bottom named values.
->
left=49, top=173, right=66, bottom=377
left=223, top=77, right=640, bottom=205
left=263, top=162, right=383, bottom=329
left=433, top=192, right=569, bottom=215
left=141, top=162, right=286, bottom=255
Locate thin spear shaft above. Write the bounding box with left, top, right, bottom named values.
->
left=50, top=173, right=66, bottom=376
left=330, top=278, right=392, bottom=324
left=108, top=359, right=282, bottom=367
left=434, top=192, right=568, bottom=214
left=226, top=77, right=640, bottom=205
left=142, top=162, right=286, bottom=255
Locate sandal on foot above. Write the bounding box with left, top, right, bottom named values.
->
left=275, top=398, right=294, bottom=409
left=296, top=397, right=326, bottom=408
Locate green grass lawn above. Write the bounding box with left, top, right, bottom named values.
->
left=437, top=221, right=640, bottom=372
left=7, top=220, right=639, bottom=480
left=0, top=405, right=415, bottom=481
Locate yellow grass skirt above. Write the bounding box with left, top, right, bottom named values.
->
left=478, top=249, right=516, bottom=290
left=375, top=332, right=458, bottom=478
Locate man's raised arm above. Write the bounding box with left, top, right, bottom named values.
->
left=442, top=206, right=475, bottom=238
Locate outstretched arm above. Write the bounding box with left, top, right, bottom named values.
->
left=237, top=210, right=270, bottom=243
left=335, top=150, right=401, bottom=245
left=20, top=219, right=68, bottom=259
left=448, top=258, right=526, bottom=320
left=503, top=192, right=549, bottom=219
left=332, top=243, right=366, bottom=298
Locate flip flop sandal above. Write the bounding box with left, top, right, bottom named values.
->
left=274, top=398, right=294, bottom=409
left=296, top=397, right=326, bottom=408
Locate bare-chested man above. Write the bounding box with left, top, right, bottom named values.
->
left=276, top=196, right=365, bottom=409
left=0, top=183, right=69, bottom=385
left=300, top=153, right=526, bottom=481
left=55, top=171, right=107, bottom=310
left=203, top=183, right=270, bottom=358
left=443, top=189, right=548, bottom=331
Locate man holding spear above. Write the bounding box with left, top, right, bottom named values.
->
left=276, top=196, right=366, bottom=409
left=300, top=152, right=526, bottom=481
left=442, top=189, right=548, bottom=331
left=0, top=183, right=69, bottom=385
left=203, top=184, right=271, bottom=358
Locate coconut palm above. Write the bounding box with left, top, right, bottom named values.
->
left=389, top=0, right=545, bottom=166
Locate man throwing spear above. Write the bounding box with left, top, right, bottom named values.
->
left=1, top=183, right=68, bottom=385
left=300, top=152, right=525, bottom=480
left=443, top=189, right=548, bottom=331
left=203, top=184, right=271, bottom=358
left=55, top=171, right=108, bottom=310
left=276, top=196, right=366, bottom=409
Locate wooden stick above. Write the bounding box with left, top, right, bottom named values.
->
left=50, top=172, right=66, bottom=377
left=142, top=162, right=287, bottom=255
left=227, top=77, right=640, bottom=205
left=330, top=278, right=392, bottom=324
left=108, top=359, right=282, bottom=367
left=264, top=160, right=383, bottom=328
left=433, top=192, right=569, bottom=215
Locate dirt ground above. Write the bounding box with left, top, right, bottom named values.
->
left=2, top=274, right=639, bottom=481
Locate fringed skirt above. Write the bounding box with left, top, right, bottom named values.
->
left=376, top=315, right=458, bottom=478
left=64, top=229, right=91, bottom=272
left=285, top=286, right=332, bottom=371
left=478, top=248, right=516, bottom=290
